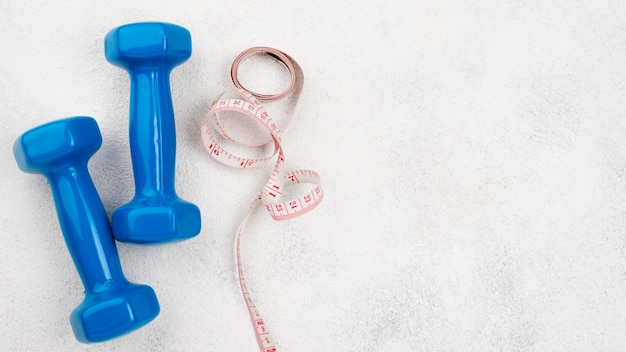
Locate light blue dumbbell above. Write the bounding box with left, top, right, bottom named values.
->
left=13, top=116, right=160, bottom=343
left=105, top=22, right=201, bottom=244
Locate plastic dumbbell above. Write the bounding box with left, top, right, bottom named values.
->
left=104, top=22, right=201, bottom=244
left=13, top=116, right=160, bottom=343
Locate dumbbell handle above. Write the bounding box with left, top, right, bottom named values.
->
left=128, top=67, right=177, bottom=197
left=48, top=162, right=126, bottom=294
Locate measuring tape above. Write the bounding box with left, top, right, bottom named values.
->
left=201, top=47, right=324, bottom=351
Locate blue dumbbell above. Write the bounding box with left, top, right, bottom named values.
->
left=105, top=22, right=201, bottom=244
left=13, top=116, right=160, bottom=343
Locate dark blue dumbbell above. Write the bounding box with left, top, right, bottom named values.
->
left=13, top=116, right=160, bottom=343
left=105, top=22, right=201, bottom=244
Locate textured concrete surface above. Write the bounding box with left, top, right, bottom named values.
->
left=1, top=1, right=626, bottom=351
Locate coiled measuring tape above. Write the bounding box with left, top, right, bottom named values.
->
left=201, top=47, right=324, bottom=351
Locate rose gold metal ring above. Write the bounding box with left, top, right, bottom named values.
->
left=230, top=46, right=296, bottom=101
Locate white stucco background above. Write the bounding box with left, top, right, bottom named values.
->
left=1, top=1, right=626, bottom=351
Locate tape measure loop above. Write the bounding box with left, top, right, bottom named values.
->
left=231, top=47, right=297, bottom=102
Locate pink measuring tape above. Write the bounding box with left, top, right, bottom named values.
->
left=201, top=47, right=324, bottom=351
